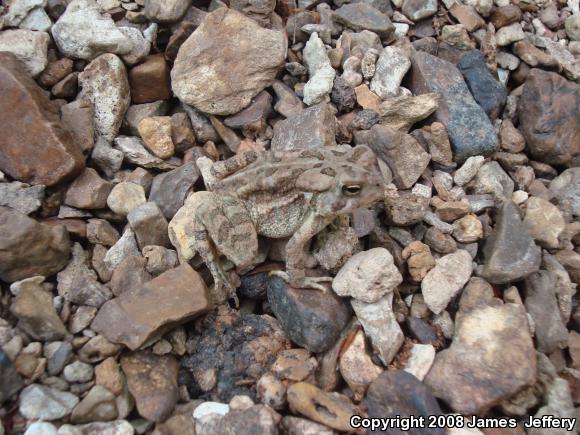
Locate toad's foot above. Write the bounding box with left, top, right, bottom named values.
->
left=269, top=271, right=333, bottom=292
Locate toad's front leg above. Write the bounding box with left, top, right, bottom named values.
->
left=270, top=213, right=334, bottom=291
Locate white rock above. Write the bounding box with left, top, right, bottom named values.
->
left=351, top=293, right=404, bottom=365
left=393, top=22, right=410, bottom=37
left=496, top=23, right=525, bottom=47
left=119, top=27, right=151, bottom=66
left=454, top=155, right=485, bottom=186
left=0, top=29, right=49, bottom=77
left=512, top=190, right=528, bottom=205
left=63, top=361, right=94, bottom=383
left=403, top=343, right=436, bottom=381
left=303, top=32, right=336, bottom=106
left=193, top=402, right=230, bottom=420
left=25, top=422, right=58, bottom=435
left=51, top=0, right=132, bottom=60
left=104, top=228, right=140, bottom=272
left=57, top=421, right=134, bottom=435
left=78, top=54, right=130, bottom=141
left=96, top=0, right=121, bottom=10
left=144, top=0, right=191, bottom=24
left=19, top=384, right=79, bottom=421
left=370, top=46, right=411, bottom=99
left=20, top=7, right=52, bottom=32
left=0, top=0, right=45, bottom=28
left=333, top=248, right=402, bottom=303
left=421, top=250, right=473, bottom=314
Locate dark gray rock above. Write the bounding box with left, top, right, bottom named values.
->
left=457, top=50, right=507, bottom=119
left=0, top=349, right=23, bottom=404
left=331, top=76, right=356, bottom=113
left=149, top=162, right=200, bottom=219
left=333, top=4, right=395, bottom=39
left=267, top=275, right=351, bottom=353
left=239, top=271, right=270, bottom=300
left=405, top=317, right=440, bottom=346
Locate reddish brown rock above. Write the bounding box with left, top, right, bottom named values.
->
left=518, top=69, right=580, bottom=166
left=490, top=5, right=522, bottom=29
left=0, top=53, right=84, bottom=186
left=65, top=168, right=113, bottom=209
left=129, top=54, right=172, bottom=104
left=38, top=58, right=74, bottom=89
left=91, top=264, right=210, bottom=350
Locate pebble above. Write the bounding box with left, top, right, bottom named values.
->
left=19, top=384, right=79, bottom=421
left=303, top=32, right=336, bottom=106
left=471, top=161, right=514, bottom=200
left=193, top=402, right=230, bottom=420
left=107, top=182, right=146, bottom=216
left=70, top=385, right=118, bottom=424
left=24, top=422, right=58, bottom=435
left=95, top=357, right=124, bottom=396
left=63, top=361, right=94, bottom=383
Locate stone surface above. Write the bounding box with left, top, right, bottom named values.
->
left=103, top=227, right=140, bottom=273
left=370, top=46, right=411, bottom=99
left=523, top=197, right=565, bottom=249
left=129, top=54, right=172, bottom=104
left=303, top=32, right=336, bottom=106
left=333, top=4, right=395, bottom=38
left=409, top=51, right=498, bottom=162
left=403, top=343, right=436, bottom=381
left=172, top=8, right=286, bottom=115
left=137, top=116, right=174, bottom=159
left=267, top=276, right=351, bottom=353
left=51, top=0, right=132, bottom=60
left=480, top=201, right=541, bottom=284
left=495, top=22, right=525, bottom=46
left=0, top=207, right=71, bottom=282
left=518, top=69, right=580, bottom=166
left=92, top=264, right=210, bottom=350
left=0, top=29, right=49, bottom=78
left=421, top=250, right=473, bottom=315
left=270, top=103, right=336, bottom=151
left=0, top=53, right=84, bottom=186
left=70, top=385, right=117, bottom=424
left=107, top=182, right=146, bottom=216
left=332, top=248, right=402, bottom=303
left=196, top=404, right=279, bottom=435
left=19, top=384, right=79, bottom=421
left=144, top=0, right=190, bottom=24
left=0, top=182, right=44, bottom=215
left=65, top=168, right=113, bottom=210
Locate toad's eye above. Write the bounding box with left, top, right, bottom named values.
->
left=342, top=184, right=361, bottom=196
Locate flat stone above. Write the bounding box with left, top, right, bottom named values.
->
left=332, top=248, right=402, bottom=303
left=0, top=182, right=44, bottom=215
left=19, top=384, right=79, bottom=421
left=0, top=207, right=70, bottom=282
left=402, top=0, right=438, bottom=21
left=518, top=69, right=580, bottom=166
left=148, top=162, right=200, bottom=219
left=137, top=116, right=175, bottom=159
left=0, top=29, right=49, bottom=77
left=51, top=0, right=132, bottom=60
left=449, top=4, right=485, bottom=32
left=144, top=0, right=190, bottom=24
left=172, top=8, right=286, bottom=115
left=409, top=51, right=498, bottom=162
left=65, top=168, right=113, bottom=210
left=480, top=201, right=541, bottom=284
left=70, top=385, right=117, bottom=424
left=92, top=264, right=210, bottom=350
left=0, top=350, right=24, bottom=405
left=0, top=53, right=84, bottom=186
left=270, top=103, right=336, bottom=151
left=267, top=276, right=351, bottom=353
left=421, top=250, right=473, bottom=314
left=127, top=202, right=170, bottom=249
left=78, top=53, right=130, bottom=142
left=523, top=197, right=565, bottom=249
left=129, top=54, right=171, bottom=104
left=376, top=93, right=439, bottom=132
left=333, top=3, right=395, bottom=39
left=107, top=182, right=146, bottom=216
left=370, top=46, right=411, bottom=99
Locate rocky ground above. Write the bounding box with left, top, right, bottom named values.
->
left=0, top=0, right=579, bottom=434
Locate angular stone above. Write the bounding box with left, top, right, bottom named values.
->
left=109, top=255, right=151, bottom=297
left=409, top=51, right=498, bottom=162
left=333, top=4, right=395, bottom=39
left=480, top=201, right=541, bottom=284
left=523, top=197, right=565, bottom=249
left=119, top=26, right=151, bottom=67
left=270, top=103, right=336, bottom=151
left=0, top=182, right=44, bottom=215
left=87, top=219, right=120, bottom=247
left=124, top=101, right=169, bottom=136
left=449, top=4, right=485, bottom=32
left=490, top=5, right=521, bottom=29
left=61, top=100, right=95, bottom=155
left=129, top=54, right=172, bottom=104
left=0, top=207, right=70, bottom=282
left=0, top=29, right=49, bottom=77
left=383, top=184, right=431, bottom=226
left=518, top=69, right=580, bottom=166
left=51, top=0, right=132, bottom=60
left=78, top=53, right=130, bottom=142
left=127, top=202, right=170, bottom=249
left=114, top=136, right=175, bottom=171
left=370, top=46, right=411, bottom=99
left=376, top=93, right=439, bottom=132
left=148, top=162, right=200, bottom=219
left=495, top=22, right=525, bottom=46
left=19, top=384, right=79, bottom=421
left=172, top=8, right=286, bottom=115
left=92, top=264, right=210, bottom=350
left=402, top=0, right=438, bottom=21
left=267, top=276, right=351, bottom=353
left=107, top=182, right=146, bottom=216
left=65, top=168, right=113, bottom=210
left=302, top=32, right=336, bottom=106
left=0, top=53, right=84, bottom=186
left=103, top=227, right=140, bottom=273
left=513, top=40, right=558, bottom=69
left=453, top=214, right=483, bottom=243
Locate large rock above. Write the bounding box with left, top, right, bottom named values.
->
left=78, top=53, right=130, bottom=142
left=92, top=264, right=210, bottom=350
left=0, top=53, right=84, bottom=186
left=0, top=29, right=49, bottom=77
left=51, top=0, right=132, bottom=60
left=171, top=8, right=286, bottom=115
left=518, top=69, right=580, bottom=166
left=0, top=207, right=70, bottom=282
left=480, top=201, right=541, bottom=284
left=409, top=51, right=498, bottom=162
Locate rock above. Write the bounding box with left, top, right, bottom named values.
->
left=57, top=243, right=112, bottom=307
left=69, top=306, right=98, bottom=334
left=19, top=384, right=79, bottom=421
left=421, top=250, right=473, bottom=314
left=137, top=116, right=175, bottom=159
left=0, top=29, right=49, bottom=77
left=480, top=201, right=541, bottom=284
left=267, top=276, right=351, bottom=353
left=401, top=0, right=438, bottom=21
left=425, top=294, right=536, bottom=414
left=196, top=404, right=278, bottom=435
left=87, top=219, right=120, bottom=247
left=565, top=14, right=580, bottom=41
left=499, top=119, right=525, bottom=153
left=78, top=335, right=122, bottom=364
left=103, top=227, right=140, bottom=274
left=107, top=182, right=146, bottom=216
left=518, top=69, right=580, bottom=166
left=24, top=422, right=58, bottom=435
left=0, top=182, right=44, bottom=215
left=0, top=53, right=84, bottom=186
left=513, top=40, right=558, bottom=70
left=523, top=197, right=565, bottom=249
left=270, top=103, right=336, bottom=151
left=454, top=155, right=484, bottom=187
left=383, top=184, right=431, bottom=225
left=65, top=168, right=113, bottom=210
left=0, top=207, right=71, bottom=282
left=60, top=100, right=95, bottom=155
left=403, top=343, right=436, bottom=381
left=51, top=0, right=132, bottom=60
left=59, top=420, right=134, bottom=435
left=119, top=27, right=151, bottom=66
left=120, top=351, right=178, bottom=422
left=331, top=76, right=356, bottom=113
left=78, top=53, right=130, bottom=142
left=524, top=271, right=568, bottom=354
left=257, top=373, right=286, bottom=410
left=440, top=24, right=474, bottom=51
left=113, top=136, right=175, bottom=171
left=63, top=361, right=94, bottom=384
left=0, top=350, right=24, bottom=404
left=402, top=241, right=436, bottom=282
left=109, top=256, right=151, bottom=296
left=332, top=248, right=402, bottom=303
left=287, top=382, right=359, bottom=432
left=471, top=161, right=514, bottom=200
left=490, top=5, right=521, bottom=28
left=92, top=264, right=210, bottom=350
left=495, top=22, right=525, bottom=46
left=144, top=0, right=190, bottom=24
left=453, top=214, right=483, bottom=243
left=364, top=370, right=444, bottom=435
left=148, top=162, right=200, bottom=219
left=376, top=93, right=439, bottom=132
left=352, top=293, right=404, bottom=364
left=280, top=416, right=335, bottom=435
left=127, top=202, right=170, bottom=250
left=333, top=4, right=395, bottom=39
left=95, top=357, right=124, bottom=396
left=124, top=101, right=169, bottom=136
left=448, top=4, right=485, bottom=32
left=172, top=8, right=286, bottom=115
left=129, top=54, right=171, bottom=104
left=45, top=341, right=73, bottom=376
left=303, top=32, right=336, bottom=106
left=457, top=50, right=507, bottom=119
left=313, top=224, right=361, bottom=274
left=1, top=0, right=46, bottom=27
left=71, top=385, right=118, bottom=424
left=550, top=168, right=580, bottom=218
left=409, top=51, right=498, bottom=162
left=370, top=46, right=411, bottom=99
